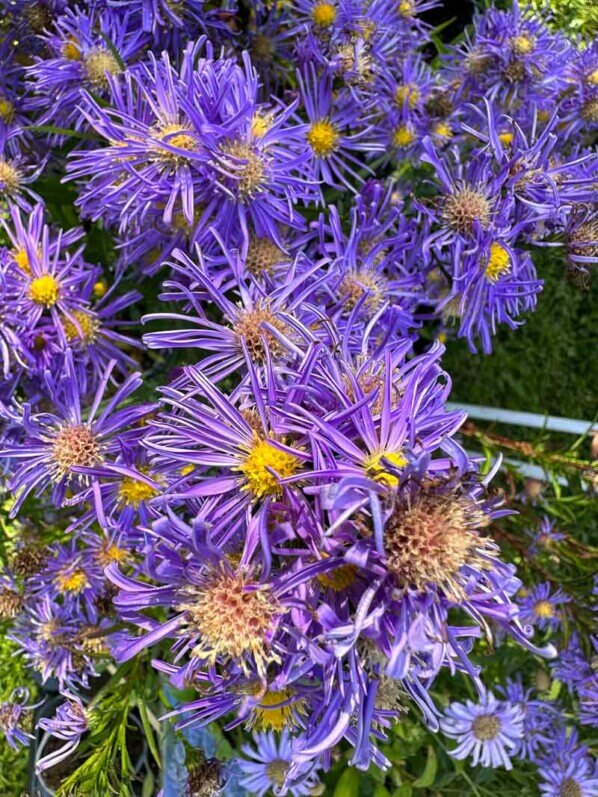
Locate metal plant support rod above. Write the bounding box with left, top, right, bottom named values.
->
left=446, top=403, right=598, bottom=436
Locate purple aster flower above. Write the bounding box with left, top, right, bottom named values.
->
left=560, top=39, right=598, bottom=144
left=28, top=6, right=148, bottom=134
left=551, top=632, right=593, bottom=692
left=68, top=41, right=316, bottom=248
left=0, top=351, right=153, bottom=514
left=297, top=64, right=383, bottom=191
left=144, top=359, right=311, bottom=512
left=142, top=244, right=324, bottom=381
left=538, top=744, right=598, bottom=797
left=236, top=730, right=322, bottom=796
left=106, top=509, right=338, bottom=676
left=528, top=516, right=567, bottom=555
left=440, top=692, right=524, bottom=770
left=445, top=2, right=570, bottom=109
left=26, top=540, right=106, bottom=623
left=441, top=233, right=542, bottom=354
left=9, top=595, right=101, bottom=688
left=497, top=676, right=562, bottom=762
left=0, top=688, right=37, bottom=751
left=0, top=131, right=43, bottom=211
left=518, top=582, right=570, bottom=632
left=36, top=691, right=89, bottom=773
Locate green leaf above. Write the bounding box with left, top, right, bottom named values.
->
left=413, top=746, right=438, bottom=788
left=394, top=784, right=413, bottom=797
left=333, top=767, right=361, bottom=797
left=142, top=770, right=155, bottom=797
left=547, top=678, right=562, bottom=701
left=25, top=124, right=99, bottom=141
left=138, top=701, right=161, bottom=767
left=373, top=786, right=391, bottom=797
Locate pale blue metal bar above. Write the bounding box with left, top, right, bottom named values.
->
left=446, top=403, right=597, bottom=436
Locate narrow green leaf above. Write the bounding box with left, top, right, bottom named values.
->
left=138, top=701, right=161, bottom=767
left=413, top=746, right=438, bottom=788
left=25, top=124, right=99, bottom=141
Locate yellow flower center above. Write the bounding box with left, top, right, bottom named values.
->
left=29, top=274, right=60, bottom=307
left=316, top=558, right=358, bottom=592
left=238, top=438, right=300, bottom=499
left=307, top=119, right=338, bottom=157
left=221, top=140, right=267, bottom=196
left=485, top=242, right=511, bottom=281
left=0, top=97, right=15, bottom=123
left=533, top=600, right=555, bottom=619
left=118, top=474, right=160, bottom=507
left=251, top=112, right=273, bottom=139
left=364, top=450, right=407, bottom=488
left=55, top=568, right=89, bottom=594
left=433, top=121, right=452, bottom=139
left=153, top=123, right=197, bottom=163
left=84, top=48, right=121, bottom=87
left=249, top=687, right=306, bottom=731
left=398, top=0, right=414, bottom=16
left=266, top=760, right=290, bottom=788
left=93, top=280, right=107, bottom=298
left=245, top=237, right=285, bottom=276
left=63, top=310, right=100, bottom=345
left=588, top=69, right=598, bottom=87
left=180, top=464, right=195, bottom=476
left=392, top=124, right=415, bottom=148
left=311, top=1, right=336, bottom=26
left=512, top=35, right=535, bottom=55
left=96, top=542, right=130, bottom=567
left=0, top=159, right=20, bottom=194
left=11, top=247, right=31, bottom=274
left=498, top=131, right=514, bottom=146
left=62, top=37, right=81, bottom=60
left=395, top=83, right=420, bottom=109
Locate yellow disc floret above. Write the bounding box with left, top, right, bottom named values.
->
left=84, top=47, right=122, bottom=87
left=118, top=475, right=160, bottom=507
left=311, top=1, right=336, bottom=27
left=11, top=247, right=31, bottom=274
left=512, top=35, right=535, bottom=55
left=307, top=119, right=338, bottom=157
left=29, top=274, right=60, bottom=307
left=62, top=37, right=81, bottom=60
left=0, top=97, right=15, bottom=123
left=55, top=568, right=89, bottom=594
left=0, top=159, right=20, bottom=194
left=395, top=83, right=420, bottom=109
left=485, top=242, right=511, bottom=281
left=364, top=450, right=407, bottom=488
left=93, top=280, right=107, bottom=298
left=63, top=310, right=100, bottom=346
left=533, top=600, right=555, bottom=619
left=392, top=125, right=415, bottom=148
left=248, top=687, right=306, bottom=731
left=238, top=438, right=300, bottom=499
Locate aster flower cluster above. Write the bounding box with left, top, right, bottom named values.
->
left=0, top=1, right=596, bottom=795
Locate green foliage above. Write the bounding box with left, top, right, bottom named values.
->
left=53, top=659, right=160, bottom=797
left=529, top=0, right=598, bottom=35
